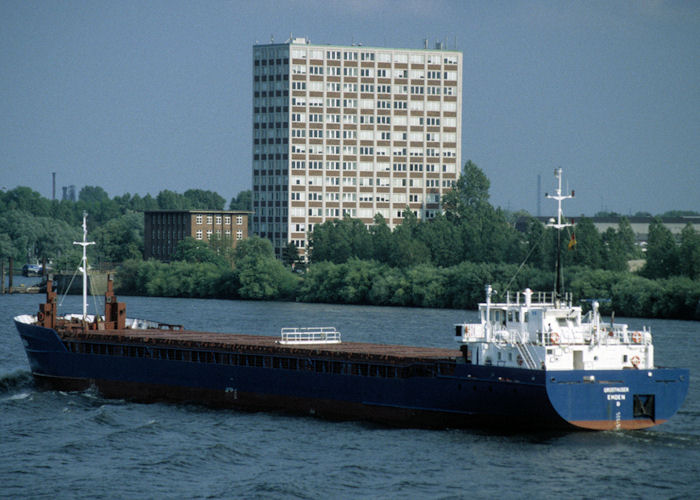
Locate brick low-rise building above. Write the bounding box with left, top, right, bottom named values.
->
left=144, top=210, right=252, bottom=261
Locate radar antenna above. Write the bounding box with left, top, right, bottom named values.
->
left=545, top=168, right=574, bottom=301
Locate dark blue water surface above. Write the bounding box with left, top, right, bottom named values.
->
left=2, top=291, right=699, bottom=499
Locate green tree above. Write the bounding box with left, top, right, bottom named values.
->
left=113, top=192, right=159, bottom=212
left=369, top=214, right=392, bottom=263
left=282, top=241, right=304, bottom=270
left=0, top=233, right=13, bottom=259
left=156, top=190, right=190, bottom=210
left=0, top=187, right=51, bottom=216
left=0, top=210, right=80, bottom=263
left=184, top=189, right=225, bottom=210
left=233, top=235, right=275, bottom=262
left=679, top=223, right=700, bottom=279
left=440, top=160, right=524, bottom=264
left=308, top=220, right=345, bottom=263
left=643, top=218, right=679, bottom=279
left=78, top=186, right=110, bottom=205
left=233, top=237, right=299, bottom=300
left=406, top=264, right=447, bottom=307
left=442, top=160, right=490, bottom=218
left=522, top=217, right=548, bottom=269
left=229, top=190, right=252, bottom=211
left=208, top=233, right=236, bottom=266
left=297, top=261, right=345, bottom=302
left=91, top=212, right=144, bottom=263
left=76, top=186, right=121, bottom=228
left=308, top=217, right=373, bottom=264
left=568, top=217, right=603, bottom=268
left=415, top=214, right=462, bottom=266
left=173, top=237, right=227, bottom=267
left=601, top=227, right=628, bottom=271
left=139, top=194, right=159, bottom=211
left=338, top=258, right=375, bottom=303
left=617, top=217, right=638, bottom=258
left=388, top=210, right=430, bottom=267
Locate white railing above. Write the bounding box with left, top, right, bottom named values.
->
left=279, top=327, right=341, bottom=345
left=596, top=325, right=650, bottom=346
left=499, top=290, right=572, bottom=307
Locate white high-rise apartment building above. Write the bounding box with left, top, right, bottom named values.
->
left=252, top=37, right=462, bottom=257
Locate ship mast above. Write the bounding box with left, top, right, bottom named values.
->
left=73, top=212, right=95, bottom=321
left=545, top=168, right=573, bottom=302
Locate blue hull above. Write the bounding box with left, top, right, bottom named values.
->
left=15, top=320, right=689, bottom=430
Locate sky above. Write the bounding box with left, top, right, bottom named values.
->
left=1, top=0, right=699, bottom=216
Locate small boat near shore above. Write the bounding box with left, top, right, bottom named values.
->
left=13, top=172, right=689, bottom=430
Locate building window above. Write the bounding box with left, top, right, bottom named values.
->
left=206, top=230, right=213, bottom=239
left=195, top=215, right=203, bottom=224
left=236, top=231, right=243, bottom=240
left=224, top=216, right=231, bottom=225
left=216, top=216, right=222, bottom=224
left=196, top=230, right=203, bottom=240
left=206, top=216, right=213, bottom=224
left=236, top=216, right=243, bottom=225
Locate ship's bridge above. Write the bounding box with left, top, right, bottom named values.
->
left=454, top=287, right=654, bottom=371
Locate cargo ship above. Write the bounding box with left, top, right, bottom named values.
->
left=14, top=172, right=689, bottom=430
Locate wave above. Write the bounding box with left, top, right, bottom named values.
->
left=0, top=370, right=34, bottom=394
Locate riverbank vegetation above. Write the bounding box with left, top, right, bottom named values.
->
left=2, top=162, right=699, bottom=320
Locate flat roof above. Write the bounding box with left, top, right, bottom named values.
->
left=145, top=209, right=253, bottom=214
left=253, top=40, right=461, bottom=54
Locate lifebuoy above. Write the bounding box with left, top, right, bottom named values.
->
left=631, top=355, right=641, bottom=368
left=550, top=331, right=560, bottom=345
left=517, top=354, right=524, bottom=366
left=632, top=331, right=642, bottom=344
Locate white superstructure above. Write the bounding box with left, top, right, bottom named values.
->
left=456, top=286, right=653, bottom=371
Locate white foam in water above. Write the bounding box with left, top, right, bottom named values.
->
left=7, top=392, right=31, bottom=401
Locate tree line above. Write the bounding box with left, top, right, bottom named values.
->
left=0, top=185, right=251, bottom=267
left=1, top=162, right=699, bottom=320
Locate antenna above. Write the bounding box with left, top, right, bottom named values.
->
left=545, top=168, right=573, bottom=301
left=73, top=212, right=95, bottom=321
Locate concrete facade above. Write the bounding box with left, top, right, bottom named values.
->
left=252, top=37, right=462, bottom=257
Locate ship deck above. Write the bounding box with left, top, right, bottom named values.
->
left=59, top=327, right=462, bottom=364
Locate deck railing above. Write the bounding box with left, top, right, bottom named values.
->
left=279, top=327, right=341, bottom=345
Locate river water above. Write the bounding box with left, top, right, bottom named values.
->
left=1, top=289, right=699, bottom=499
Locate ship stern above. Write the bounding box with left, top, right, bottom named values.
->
left=545, top=368, right=689, bottom=430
